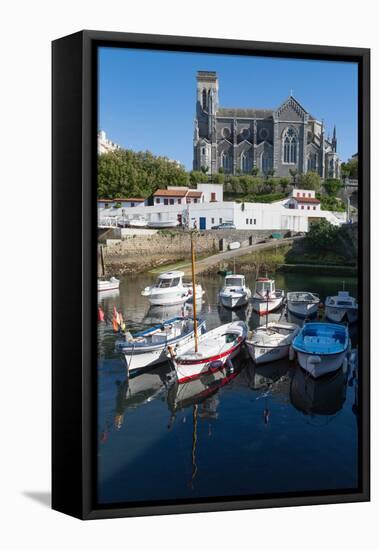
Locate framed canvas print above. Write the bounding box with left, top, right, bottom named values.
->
left=52, top=30, right=370, bottom=520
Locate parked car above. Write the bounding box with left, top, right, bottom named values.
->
left=211, top=222, right=236, bottom=230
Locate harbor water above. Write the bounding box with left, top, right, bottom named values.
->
left=97, top=271, right=359, bottom=505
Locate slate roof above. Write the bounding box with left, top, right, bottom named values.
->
left=218, top=108, right=273, bottom=118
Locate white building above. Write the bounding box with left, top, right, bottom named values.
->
left=282, top=188, right=321, bottom=213
left=98, top=197, right=147, bottom=209
left=152, top=183, right=222, bottom=206
left=98, top=130, right=121, bottom=155
left=99, top=196, right=345, bottom=232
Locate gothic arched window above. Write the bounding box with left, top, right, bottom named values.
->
left=283, top=127, right=298, bottom=164
left=221, top=151, right=231, bottom=173
left=202, top=89, right=207, bottom=110
left=308, top=153, right=317, bottom=171
left=241, top=152, right=250, bottom=173
left=261, top=152, right=272, bottom=173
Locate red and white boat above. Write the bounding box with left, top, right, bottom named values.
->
left=98, top=276, right=120, bottom=292
left=169, top=321, right=247, bottom=383
left=251, top=277, right=284, bottom=316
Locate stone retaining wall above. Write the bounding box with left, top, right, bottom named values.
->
left=103, top=228, right=286, bottom=274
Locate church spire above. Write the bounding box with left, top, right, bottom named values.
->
left=332, top=124, right=337, bottom=152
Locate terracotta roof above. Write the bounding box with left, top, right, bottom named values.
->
left=154, top=188, right=188, bottom=197
left=293, top=197, right=320, bottom=204
left=187, top=191, right=203, bottom=198
left=98, top=197, right=145, bottom=203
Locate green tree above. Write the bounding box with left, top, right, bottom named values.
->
left=190, top=170, right=205, bottom=184
left=305, top=219, right=339, bottom=251
left=200, top=165, right=209, bottom=174
left=289, top=168, right=298, bottom=184
left=323, top=178, right=343, bottom=197
left=98, top=148, right=189, bottom=198
left=279, top=177, right=290, bottom=193
left=251, top=166, right=259, bottom=176
left=298, top=171, right=321, bottom=191
left=213, top=173, right=225, bottom=184
left=341, top=158, right=358, bottom=179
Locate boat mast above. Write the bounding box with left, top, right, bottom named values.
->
left=191, top=231, right=198, bottom=352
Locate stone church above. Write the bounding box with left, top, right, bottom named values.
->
left=193, top=71, right=340, bottom=179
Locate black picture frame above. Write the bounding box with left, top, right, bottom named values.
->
left=52, top=30, right=370, bottom=520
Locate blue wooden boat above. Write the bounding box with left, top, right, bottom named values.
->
left=292, top=322, right=349, bottom=378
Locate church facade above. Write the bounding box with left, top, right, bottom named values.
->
left=193, top=71, right=340, bottom=179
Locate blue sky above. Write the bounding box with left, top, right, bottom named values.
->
left=99, top=47, right=358, bottom=169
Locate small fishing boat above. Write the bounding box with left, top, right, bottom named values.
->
left=325, top=290, right=358, bottom=323
left=141, top=271, right=204, bottom=306
left=147, top=219, right=179, bottom=229
left=218, top=274, right=251, bottom=309
left=169, top=232, right=246, bottom=383
left=169, top=321, right=247, bottom=383
left=286, top=291, right=320, bottom=318
left=292, top=322, right=350, bottom=378
left=246, top=321, right=300, bottom=364
left=228, top=241, right=241, bottom=250
left=128, top=215, right=148, bottom=228
left=98, top=276, right=120, bottom=292
left=116, top=316, right=206, bottom=371
left=251, top=277, right=284, bottom=316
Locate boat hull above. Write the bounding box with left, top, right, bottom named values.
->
left=219, top=293, right=249, bottom=309
left=174, top=340, right=243, bottom=383
left=246, top=341, right=290, bottom=364
left=287, top=301, right=318, bottom=319
left=325, top=306, right=358, bottom=324
left=252, top=296, right=284, bottom=315
left=98, top=277, right=120, bottom=292
left=122, top=321, right=206, bottom=371
left=295, top=349, right=348, bottom=378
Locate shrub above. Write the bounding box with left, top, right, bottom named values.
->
left=298, top=171, right=321, bottom=191
left=323, top=178, right=343, bottom=197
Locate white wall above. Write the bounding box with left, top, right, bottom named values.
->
left=3, top=2, right=377, bottom=549
left=197, top=182, right=223, bottom=202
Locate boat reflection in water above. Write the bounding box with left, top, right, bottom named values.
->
left=114, top=364, right=175, bottom=430
left=243, top=358, right=291, bottom=391
left=98, top=288, right=120, bottom=303
left=249, top=306, right=286, bottom=330
left=143, top=301, right=202, bottom=326
left=218, top=302, right=252, bottom=325
left=290, top=366, right=347, bottom=417
left=167, top=352, right=247, bottom=417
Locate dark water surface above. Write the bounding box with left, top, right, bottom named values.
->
left=97, top=271, right=359, bottom=505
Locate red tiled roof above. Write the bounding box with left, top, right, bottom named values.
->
left=97, top=197, right=145, bottom=202
left=293, top=197, right=320, bottom=204
left=187, top=191, right=203, bottom=198
left=154, top=188, right=188, bottom=197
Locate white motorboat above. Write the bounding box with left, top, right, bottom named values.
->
left=116, top=316, right=206, bottom=371
left=251, top=277, right=284, bottom=316
left=218, top=274, right=251, bottom=309
left=325, top=291, right=358, bottom=323
left=147, top=219, right=179, bottom=228
left=128, top=215, right=148, bottom=228
left=292, top=322, right=350, bottom=378
left=169, top=321, right=247, bottom=383
left=141, top=271, right=203, bottom=306
left=286, top=291, right=320, bottom=318
left=98, top=276, right=120, bottom=292
left=246, top=321, right=300, bottom=364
